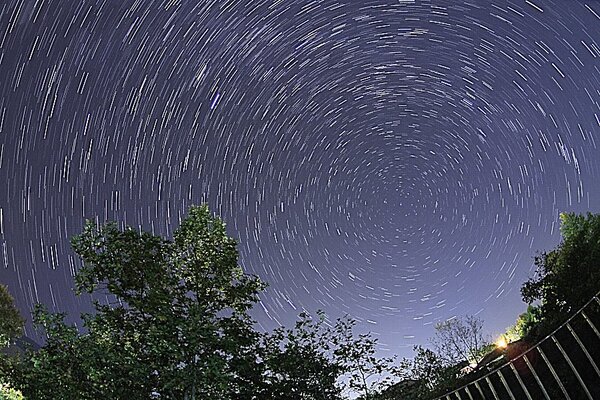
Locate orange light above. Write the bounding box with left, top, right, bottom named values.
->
left=495, top=336, right=508, bottom=349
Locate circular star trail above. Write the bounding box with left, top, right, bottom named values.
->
left=1, top=0, right=600, bottom=355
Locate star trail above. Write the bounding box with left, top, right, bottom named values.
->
left=1, top=0, right=600, bottom=356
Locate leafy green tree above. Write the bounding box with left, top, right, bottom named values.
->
left=2, top=307, right=91, bottom=399
left=504, top=305, right=541, bottom=341
left=3, top=205, right=394, bottom=399
left=521, top=212, right=600, bottom=330
left=0, top=285, right=23, bottom=349
left=0, top=286, right=25, bottom=400
left=376, top=346, right=459, bottom=400
left=6, top=205, right=265, bottom=399
left=257, top=311, right=344, bottom=400
left=0, top=383, right=23, bottom=400
left=256, top=311, right=396, bottom=400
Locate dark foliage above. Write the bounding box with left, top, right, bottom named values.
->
left=521, top=212, right=600, bottom=336
left=1, top=205, right=389, bottom=400
left=0, top=285, right=24, bottom=349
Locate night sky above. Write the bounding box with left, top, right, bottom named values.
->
left=1, top=0, right=600, bottom=357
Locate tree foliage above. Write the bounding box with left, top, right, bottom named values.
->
left=372, top=316, right=494, bottom=400
left=5, top=206, right=266, bottom=399
left=373, top=342, right=471, bottom=400
left=504, top=305, right=541, bottom=341
left=1, top=205, right=390, bottom=399
left=332, top=317, right=397, bottom=399
left=0, top=286, right=25, bottom=400
left=0, top=383, right=23, bottom=400
left=521, top=212, right=600, bottom=330
left=257, top=311, right=344, bottom=399
left=0, top=285, right=23, bottom=349
left=393, top=346, right=456, bottom=399
left=430, top=315, right=490, bottom=366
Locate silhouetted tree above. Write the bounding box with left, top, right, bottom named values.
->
left=430, top=315, right=491, bottom=366
left=0, top=285, right=25, bottom=400
left=373, top=345, right=461, bottom=400
left=2, top=205, right=391, bottom=399
left=521, top=212, right=600, bottom=331
left=0, top=285, right=23, bottom=349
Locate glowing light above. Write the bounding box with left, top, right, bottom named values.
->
left=495, top=336, right=508, bottom=349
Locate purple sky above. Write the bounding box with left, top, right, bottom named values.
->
left=1, top=0, right=600, bottom=357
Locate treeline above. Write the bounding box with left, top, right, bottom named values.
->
left=0, top=208, right=599, bottom=399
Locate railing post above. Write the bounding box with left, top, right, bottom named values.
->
left=484, top=376, right=500, bottom=400
left=566, top=322, right=600, bottom=379
left=473, top=381, right=485, bottom=399
left=537, top=345, right=571, bottom=399
left=497, top=368, right=516, bottom=400
left=551, top=335, right=593, bottom=400
left=523, top=353, right=551, bottom=400
left=581, top=310, right=600, bottom=340
left=464, top=385, right=474, bottom=400
left=509, top=362, right=533, bottom=400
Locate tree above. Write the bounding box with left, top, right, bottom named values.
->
left=375, top=346, right=460, bottom=400
left=257, top=311, right=344, bottom=400
left=374, top=317, right=492, bottom=400
left=2, top=307, right=90, bottom=399
left=504, top=305, right=541, bottom=342
left=6, top=205, right=265, bottom=399
left=430, top=315, right=491, bottom=366
left=0, top=285, right=23, bottom=349
left=332, top=317, right=397, bottom=399
left=0, top=383, right=23, bottom=400
left=521, top=212, right=600, bottom=330
left=372, top=317, right=493, bottom=400
left=256, top=311, right=397, bottom=400
left=3, top=205, right=392, bottom=399
left=0, top=287, right=24, bottom=400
